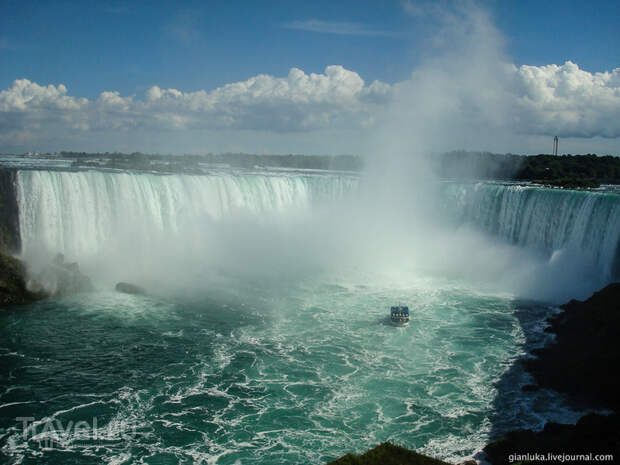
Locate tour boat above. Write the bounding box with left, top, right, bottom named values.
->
left=390, top=305, right=410, bottom=326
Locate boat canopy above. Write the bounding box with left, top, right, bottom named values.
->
left=391, top=306, right=409, bottom=314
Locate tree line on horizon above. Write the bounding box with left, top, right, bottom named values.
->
left=4, top=150, right=618, bottom=187
left=432, top=150, right=620, bottom=187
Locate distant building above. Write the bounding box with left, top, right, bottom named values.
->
left=553, top=136, right=559, bottom=155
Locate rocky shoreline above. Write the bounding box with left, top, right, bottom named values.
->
left=327, top=442, right=453, bottom=465
left=524, top=283, right=620, bottom=411
left=481, top=283, right=620, bottom=464
left=328, top=283, right=620, bottom=464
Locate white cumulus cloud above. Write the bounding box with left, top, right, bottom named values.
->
left=0, top=61, right=618, bottom=153
left=0, top=79, right=86, bottom=112
left=0, top=66, right=390, bottom=139
left=513, top=61, right=620, bottom=138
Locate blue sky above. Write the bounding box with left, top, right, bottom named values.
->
left=0, top=0, right=619, bottom=155
left=2, top=0, right=618, bottom=96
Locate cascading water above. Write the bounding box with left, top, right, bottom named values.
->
left=16, top=170, right=357, bottom=261
left=14, top=171, right=620, bottom=294
left=16, top=171, right=620, bottom=273
left=441, top=182, right=620, bottom=284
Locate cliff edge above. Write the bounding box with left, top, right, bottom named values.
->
left=483, top=283, right=620, bottom=464
left=0, top=168, right=21, bottom=254
left=0, top=252, right=46, bottom=306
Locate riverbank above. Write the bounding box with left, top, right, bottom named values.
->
left=482, top=282, right=620, bottom=463
left=525, top=283, right=620, bottom=411
left=327, top=442, right=452, bottom=465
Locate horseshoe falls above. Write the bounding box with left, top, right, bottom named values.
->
left=440, top=182, right=620, bottom=299
left=1, top=169, right=619, bottom=464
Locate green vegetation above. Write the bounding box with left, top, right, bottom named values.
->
left=532, top=178, right=599, bottom=189
left=432, top=151, right=620, bottom=188
left=326, top=442, right=451, bottom=465
left=515, top=154, right=620, bottom=188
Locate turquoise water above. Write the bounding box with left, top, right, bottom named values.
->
left=2, top=170, right=616, bottom=464
left=0, top=271, right=580, bottom=464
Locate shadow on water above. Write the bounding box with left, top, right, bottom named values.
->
left=483, top=300, right=585, bottom=452
left=378, top=317, right=409, bottom=327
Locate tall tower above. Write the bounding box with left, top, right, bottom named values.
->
left=553, top=136, right=558, bottom=155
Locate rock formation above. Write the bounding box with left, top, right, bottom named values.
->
left=27, top=253, right=94, bottom=297
left=483, top=283, right=620, bottom=464
left=0, top=168, right=21, bottom=253
left=0, top=251, right=47, bottom=306
left=115, top=282, right=147, bottom=295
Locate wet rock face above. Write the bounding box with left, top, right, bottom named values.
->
left=326, top=442, right=451, bottom=465
left=115, top=282, right=146, bottom=295
left=1, top=251, right=93, bottom=307
left=0, top=168, right=32, bottom=307
left=483, top=413, right=620, bottom=465
left=0, top=168, right=21, bottom=254
left=483, top=283, right=620, bottom=465
left=0, top=252, right=47, bottom=306
left=525, top=282, right=620, bottom=411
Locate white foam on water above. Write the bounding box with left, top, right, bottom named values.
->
left=5, top=170, right=618, bottom=463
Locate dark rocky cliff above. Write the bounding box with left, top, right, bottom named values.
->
left=0, top=168, right=46, bottom=306
left=0, top=252, right=47, bottom=306
left=0, top=168, right=21, bottom=254
left=525, top=282, right=620, bottom=411
left=483, top=283, right=620, bottom=464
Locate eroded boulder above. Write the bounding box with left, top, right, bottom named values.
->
left=115, top=282, right=146, bottom=295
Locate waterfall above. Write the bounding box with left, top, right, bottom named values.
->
left=16, top=170, right=357, bottom=260
left=14, top=171, right=620, bottom=290
left=442, top=182, right=620, bottom=282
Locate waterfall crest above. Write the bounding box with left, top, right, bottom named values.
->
left=443, top=182, right=620, bottom=282
left=16, top=170, right=356, bottom=260
left=14, top=171, right=620, bottom=295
